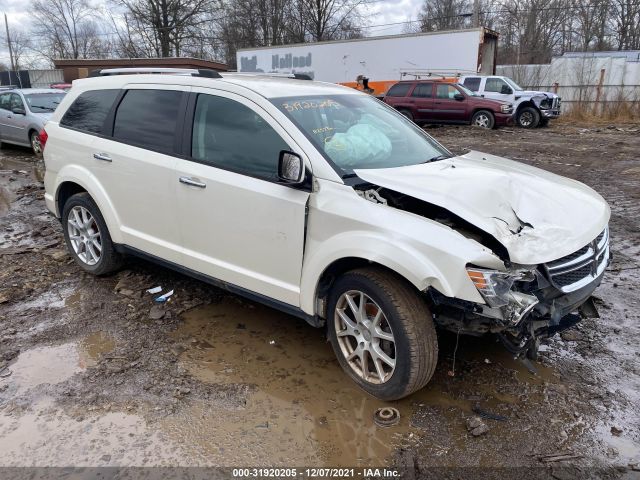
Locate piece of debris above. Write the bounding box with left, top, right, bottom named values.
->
left=472, top=404, right=508, bottom=421
left=154, top=290, right=174, bottom=303
left=0, top=365, right=12, bottom=378
left=149, top=305, right=166, bottom=320
left=466, top=416, right=489, bottom=436
left=50, top=250, right=68, bottom=261
left=0, top=295, right=8, bottom=304
left=237, top=323, right=246, bottom=330
left=374, top=407, right=401, bottom=427
left=269, top=340, right=276, bottom=345
left=561, top=330, right=583, bottom=342
left=538, top=452, right=583, bottom=463
left=610, top=426, right=623, bottom=436
left=146, top=286, right=162, bottom=294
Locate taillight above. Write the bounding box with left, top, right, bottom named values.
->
left=39, top=129, right=48, bottom=152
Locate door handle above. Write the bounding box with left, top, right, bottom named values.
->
left=93, top=153, right=112, bottom=162
left=179, top=176, right=206, bottom=188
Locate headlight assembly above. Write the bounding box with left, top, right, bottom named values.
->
left=500, top=104, right=513, bottom=114
left=466, top=267, right=534, bottom=308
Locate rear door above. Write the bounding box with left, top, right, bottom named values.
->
left=409, top=83, right=434, bottom=121
left=89, top=85, right=188, bottom=263
left=175, top=89, right=310, bottom=306
left=432, top=84, right=467, bottom=122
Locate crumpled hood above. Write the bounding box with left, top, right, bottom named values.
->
left=518, top=90, right=558, bottom=99
left=354, top=151, right=610, bottom=265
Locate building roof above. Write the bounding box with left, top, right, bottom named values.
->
left=53, top=57, right=228, bottom=70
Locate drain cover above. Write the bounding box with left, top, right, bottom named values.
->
left=373, top=407, right=400, bottom=427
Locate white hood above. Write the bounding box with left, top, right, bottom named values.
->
left=354, top=151, right=610, bottom=265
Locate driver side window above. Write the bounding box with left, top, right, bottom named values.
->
left=10, top=94, right=24, bottom=111
left=191, top=94, right=289, bottom=180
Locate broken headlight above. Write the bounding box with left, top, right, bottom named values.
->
left=466, top=267, right=534, bottom=308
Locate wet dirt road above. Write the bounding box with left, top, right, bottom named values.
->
left=0, top=125, right=639, bottom=476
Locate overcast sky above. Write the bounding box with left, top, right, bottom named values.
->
left=0, top=0, right=423, bottom=68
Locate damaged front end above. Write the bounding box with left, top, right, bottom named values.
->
left=430, top=227, right=609, bottom=357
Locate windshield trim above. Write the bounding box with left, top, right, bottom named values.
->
left=271, top=94, right=451, bottom=180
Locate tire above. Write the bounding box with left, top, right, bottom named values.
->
left=30, top=130, right=43, bottom=156
left=471, top=110, right=495, bottom=129
left=398, top=109, right=414, bottom=122
left=538, top=118, right=550, bottom=128
left=61, top=192, right=123, bottom=275
left=517, top=107, right=540, bottom=128
left=327, top=267, right=438, bottom=400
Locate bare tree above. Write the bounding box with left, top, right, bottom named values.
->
left=419, top=0, right=470, bottom=31
left=610, top=0, right=640, bottom=49
left=31, top=0, right=104, bottom=59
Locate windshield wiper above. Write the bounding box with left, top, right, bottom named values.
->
left=423, top=154, right=452, bottom=163
left=30, top=105, right=55, bottom=111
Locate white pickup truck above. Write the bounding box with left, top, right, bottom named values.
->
left=459, top=75, right=561, bottom=128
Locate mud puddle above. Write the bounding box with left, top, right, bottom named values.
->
left=166, top=298, right=563, bottom=467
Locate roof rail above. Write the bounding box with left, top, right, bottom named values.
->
left=88, top=67, right=222, bottom=78
left=230, top=72, right=312, bottom=80
left=399, top=69, right=474, bottom=79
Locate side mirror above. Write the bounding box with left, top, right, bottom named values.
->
left=501, top=85, right=513, bottom=95
left=454, top=93, right=465, bottom=101
left=12, top=107, right=25, bottom=115
left=278, top=151, right=305, bottom=184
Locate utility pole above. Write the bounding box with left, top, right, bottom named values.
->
left=4, top=13, right=17, bottom=84
left=472, top=0, right=480, bottom=28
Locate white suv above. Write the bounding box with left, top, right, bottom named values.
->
left=43, top=68, right=610, bottom=400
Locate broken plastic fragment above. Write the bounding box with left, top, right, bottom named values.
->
left=146, top=286, right=162, bottom=294
left=154, top=290, right=174, bottom=303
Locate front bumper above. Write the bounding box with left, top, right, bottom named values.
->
left=495, top=112, right=515, bottom=126
left=541, top=108, right=561, bottom=118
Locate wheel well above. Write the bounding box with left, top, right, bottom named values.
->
left=516, top=101, right=536, bottom=113
left=28, top=128, right=39, bottom=139
left=57, top=182, right=87, bottom=216
left=315, top=257, right=419, bottom=319
left=472, top=108, right=493, bottom=116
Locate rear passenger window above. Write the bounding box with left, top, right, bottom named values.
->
left=411, top=84, right=432, bottom=98
left=191, top=94, right=288, bottom=180
left=60, top=89, right=119, bottom=134
left=386, top=83, right=411, bottom=97
left=463, top=77, right=481, bottom=92
left=113, top=89, right=183, bottom=154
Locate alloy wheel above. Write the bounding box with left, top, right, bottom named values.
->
left=334, top=290, right=396, bottom=384
left=520, top=111, right=534, bottom=126
left=67, top=206, right=102, bottom=265
left=474, top=114, right=490, bottom=128
left=31, top=134, right=42, bottom=155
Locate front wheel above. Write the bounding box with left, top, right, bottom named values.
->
left=62, top=193, right=123, bottom=275
left=517, top=107, right=540, bottom=128
left=398, top=109, right=414, bottom=122
left=30, top=131, right=43, bottom=156
left=327, top=268, right=438, bottom=400
left=471, top=110, right=495, bottom=129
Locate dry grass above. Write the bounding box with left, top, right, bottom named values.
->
left=558, top=102, right=640, bottom=124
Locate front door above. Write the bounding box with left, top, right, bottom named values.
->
left=2, top=93, right=28, bottom=143
left=175, top=90, right=310, bottom=307
left=432, top=84, right=467, bottom=122
left=482, top=77, right=513, bottom=103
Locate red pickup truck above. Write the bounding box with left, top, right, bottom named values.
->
left=383, top=80, right=514, bottom=129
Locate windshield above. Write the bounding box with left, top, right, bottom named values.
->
left=272, top=95, right=449, bottom=175
left=455, top=84, right=478, bottom=96
left=24, top=93, right=66, bottom=113
left=503, top=77, right=523, bottom=91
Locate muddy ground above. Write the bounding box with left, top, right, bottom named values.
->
left=0, top=124, right=639, bottom=477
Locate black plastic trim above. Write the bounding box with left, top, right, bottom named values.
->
left=114, top=244, right=322, bottom=327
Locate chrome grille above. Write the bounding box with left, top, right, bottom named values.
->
left=544, top=227, right=609, bottom=293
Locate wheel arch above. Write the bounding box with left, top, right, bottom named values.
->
left=53, top=169, right=123, bottom=244
left=515, top=100, right=538, bottom=114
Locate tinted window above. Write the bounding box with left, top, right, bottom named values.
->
left=411, top=83, right=432, bottom=98
left=436, top=84, right=459, bottom=99
left=61, top=89, right=119, bottom=134
left=463, top=77, right=481, bottom=92
left=114, top=89, right=183, bottom=154
left=10, top=94, right=24, bottom=110
left=386, top=83, right=411, bottom=97
left=0, top=93, right=10, bottom=110
left=485, top=78, right=509, bottom=93
left=192, top=94, right=288, bottom=180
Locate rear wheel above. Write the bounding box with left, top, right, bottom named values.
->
left=327, top=267, right=438, bottom=400
left=30, top=131, right=42, bottom=156
left=398, top=109, right=414, bottom=122
left=517, top=107, right=540, bottom=128
left=471, top=110, right=495, bottom=129
left=62, top=193, right=123, bottom=275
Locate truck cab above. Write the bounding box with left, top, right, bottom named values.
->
left=459, top=75, right=561, bottom=128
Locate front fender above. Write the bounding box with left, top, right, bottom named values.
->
left=53, top=164, right=123, bottom=244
